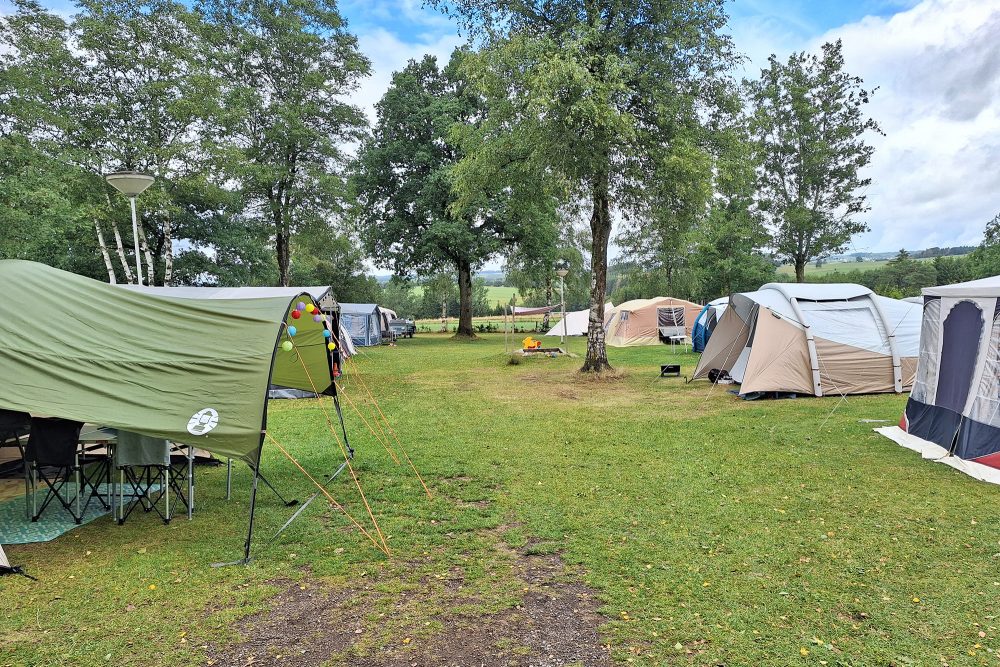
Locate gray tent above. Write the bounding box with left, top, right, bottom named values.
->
left=341, top=303, right=384, bottom=346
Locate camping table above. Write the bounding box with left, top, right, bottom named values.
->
left=668, top=335, right=690, bottom=353
left=79, top=428, right=196, bottom=521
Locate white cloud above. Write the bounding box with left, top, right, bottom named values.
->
left=352, top=27, right=464, bottom=124
left=729, top=0, right=1000, bottom=251
left=802, top=0, right=1000, bottom=251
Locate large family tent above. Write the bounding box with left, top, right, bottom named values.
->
left=544, top=303, right=614, bottom=337
left=604, top=297, right=703, bottom=347
left=877, top=276, right=1000, bottom=484
left=341, top=303, right=384, bottom=346
left=693, top=283, right=922, bottom=397
left=0, top=260, right=347, bottom=563
left=691, top=297, right=729, bottom=352
left=121, top=284, right=356, bottom=358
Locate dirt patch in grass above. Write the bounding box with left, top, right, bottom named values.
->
left=353, top=551, right=611, bottom=667
left=205, top=578, right=362, bottom=667
left=206, top=548, right=610, bottom=667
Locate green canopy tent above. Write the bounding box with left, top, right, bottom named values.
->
left=0, top=260, right=348, bottom=566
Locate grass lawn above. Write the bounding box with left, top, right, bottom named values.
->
left=410, top=284, right=520, bottom=307
left=3, top=334, right=999, bottom=665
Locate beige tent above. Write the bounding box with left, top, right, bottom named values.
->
left=604, top=297, right=703, bottom=347
left=693, top=283, right=923, bottom=397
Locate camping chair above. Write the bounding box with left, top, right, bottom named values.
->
left=23, top=417, right=108, bottom=524
left=0, top=410, right=30, bottom=468
left=115, top=432, right=181, bottom=524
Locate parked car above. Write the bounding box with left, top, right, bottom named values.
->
left=389, top=318, right=416, bottom=338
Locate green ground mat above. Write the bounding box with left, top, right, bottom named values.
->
left=0, top=483, right=158, bottom=544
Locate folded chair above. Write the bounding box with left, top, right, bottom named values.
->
left=23, top=417, right=109, bottom=524
left=0, top=410, right=30, bottom=473
left=0, top=409, right=30, bottom=448
left=115, top=432, right=176, bottom=524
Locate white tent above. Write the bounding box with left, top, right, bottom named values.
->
left=543, top=303, right=613, bottom=337
left=694, top=283, right=923, bottom=396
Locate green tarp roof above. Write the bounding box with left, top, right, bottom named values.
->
left=0, top=261, right=334, bottom=463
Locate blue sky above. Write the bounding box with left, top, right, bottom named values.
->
left=7, top=0, right=999, bottom=257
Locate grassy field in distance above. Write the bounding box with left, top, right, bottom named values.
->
left=409, top=284, right=520, bottom=305
left=776, top=254, right=951, bottom=277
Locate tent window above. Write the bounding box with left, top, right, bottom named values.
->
left=937, top=300, right=984, bottom=414
left=657, top=307, right=684, bottom=328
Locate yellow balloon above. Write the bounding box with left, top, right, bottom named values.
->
left=327, top=342, right=336, bottom=351
left=305, top=304, right=315, bottom=313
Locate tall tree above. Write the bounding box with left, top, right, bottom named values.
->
left=289, top=220, right=382, bottom=302
left=691, top=118, right=775, bottom=299
left=352, top=51, right=556, bottom=337
left=434, top=0, right=737, bottom=370
left=748, top=40, right=882, bottom=283
left=198, top=0, right=370, bottom=286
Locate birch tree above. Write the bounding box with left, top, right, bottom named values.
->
left=197, top=0, right=370, bottom=287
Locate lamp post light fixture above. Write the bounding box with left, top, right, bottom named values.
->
left=555, top=261, right=569, bottom=346
left=105, top=171, right=155, bottom=285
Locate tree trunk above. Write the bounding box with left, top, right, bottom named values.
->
left=103, top=188, right=134, bottom=284
left=542, top=278, right=552, bottom=329
left=455, top=259, right=475, bottom=338
left=109, top=218, right=136, bottom=285
left=94, top=219, right=117, bottom=284
left=581, top=172, right=613, bottom=373
left=795, top=256, right=806, bottom=283
left=163, top=212, right=173, bottom=285
left=137, top=221, right=155, bottom=285
left=276, top=212, right=290, bottom=287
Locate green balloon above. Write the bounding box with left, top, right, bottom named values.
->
left=281, top=340, right=293, bottom=352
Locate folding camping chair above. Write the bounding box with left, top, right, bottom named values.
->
left=115, top=432, right=185, bottom=524
left=0, top=409, right=30, bottom=445
left=24, top=417, right=110, bottom=524
left=0, top=409, right=30, bottom=465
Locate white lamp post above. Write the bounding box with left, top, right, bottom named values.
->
left=555, top=261, right=569, bottom=346
left=105, top=171, right=155, bottom=285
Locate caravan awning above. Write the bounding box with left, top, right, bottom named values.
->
left=0, top=261, right=334, bottom=463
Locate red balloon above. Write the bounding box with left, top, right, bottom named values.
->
left=291, top=310, right=301, bottom=319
